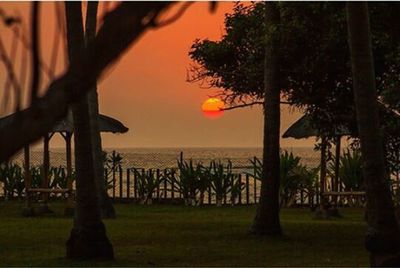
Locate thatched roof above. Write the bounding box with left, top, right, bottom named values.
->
left=0, top=111, right=129, bottom=134
left=282, top=114, right=351, bottom=139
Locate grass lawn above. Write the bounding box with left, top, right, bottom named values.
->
left=0, top=202, right=368, bottom=266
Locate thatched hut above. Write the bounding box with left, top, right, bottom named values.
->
left=0, top=110, right=128, bottom=215
left=282, top=114, right=352, bottom=201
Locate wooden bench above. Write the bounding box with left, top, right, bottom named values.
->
left=323, top=191, right=365, bottom=196
left=322, top=191, right=366, bottom=207
left=27, top=188, right=72, bottom=194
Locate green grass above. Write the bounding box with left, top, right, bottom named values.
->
left=0, top=202, right=368, bottom=266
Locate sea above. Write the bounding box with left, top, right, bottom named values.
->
left=10, top=147, right=321, bottom=170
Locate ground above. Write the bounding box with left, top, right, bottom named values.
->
left=0, top=202, right=368, bottom=266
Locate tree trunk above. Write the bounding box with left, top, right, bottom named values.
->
left=250, top=2, right=282, bottom=236
left=65, top=2, right=113, bottom=259
left=347, top=3, right=400, bottom=266
left=85, top=1, right=116, bottom=219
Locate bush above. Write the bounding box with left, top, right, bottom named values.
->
left=334, top=149, right=363, bottom=191
left=134, top=169, right=162, bottom=204
left=250, top=151, right=317, bottom=207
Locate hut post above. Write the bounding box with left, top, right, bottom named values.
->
left=333, top=135, right=341, bottom=206
left=319, top=136, right=327, bottom=209
left=22, top=145, right=34, bottom=216
left=65, top=132, right=74, bottom=215
left=39, top=133, right=52, bottom=213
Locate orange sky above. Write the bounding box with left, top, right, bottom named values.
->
left=0, top=2, right=316, bottom=149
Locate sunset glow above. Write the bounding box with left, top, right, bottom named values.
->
left=201, top=98, right=225, bottom=119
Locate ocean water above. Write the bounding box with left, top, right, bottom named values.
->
left=10, top=147, right=321, bottom=170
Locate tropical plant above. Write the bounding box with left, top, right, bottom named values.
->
left=48, top=166, right=76, bottom=199
left=332, top=149, right=363, bottom=191
left=103, top=150, right=123, bottom=190
left=134, top=169, right=162, bottom=204
left=209, top=160, right=235, bottom=207
left=0, top=162, right=24, bottom=199
left=30, top=166, right=43, bottom=189
left=49, top=166, right=67, bottom=189
left=196, top=165, right=211, bottom=206
left=230, top=174, right=245, bottom=205
left=250, top=151, right=317, bottom=207
left=176, top=158, right=203, bottom=206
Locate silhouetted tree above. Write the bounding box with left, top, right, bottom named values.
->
left=249, top=2, right=282, bottom=236
left=65, top=2, right=113, bottom=259
left=84, top=1, right=116, bottom=219
left=347, top=2, right=400, bottom=266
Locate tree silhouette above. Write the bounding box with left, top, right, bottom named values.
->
left=64, top=2, right=113, bottom=259
left=347, top=2, right=400, bottom=266
left=249, top=2, right=282, bottom=236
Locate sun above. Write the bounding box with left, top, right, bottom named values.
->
left=201, top=98, right=225, bottom=119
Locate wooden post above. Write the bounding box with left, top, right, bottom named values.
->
left=112, top=165, right=116, bottom=199
left=104, top=168, right=108, bottom=194
left=254, top=176, right=257, bottom=204
left=64, top=132, right=74, bottom=215
left=171, top=171, right=175, bottom=199
left=22, top=145, right=34, bottom=216
left=319, top=136, right=327, bottom=209
left=39, top=133, right=52, bottom=213
left=208, top=185, right=212, bottom=204
left=300, top=189, right=304, bottom=206
left=333, top=136, right=341, bottom=207
left=141, top=168, right=145, bottom=199
left=126, top=168, right=130, bottom=199
left=119, top=166, right=123, bottom=199
left=246, top=173, right=250, bottom=205
left=238, top=174, right=242, bottom=204
left=163, top=168, right=167, bottom=199
left=149, top=169, right=153, bottom=201
left=133, top=169, right=138, bottom=199
left=156, top=169, right=160, bottom=199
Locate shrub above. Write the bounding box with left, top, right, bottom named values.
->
left=209, top=160, right=235, bottom=207
left=134, top=169, right=162, bottom=204
left=250, top=151, right=317, bottom=207
left=335, top=149, right=363, bottom=191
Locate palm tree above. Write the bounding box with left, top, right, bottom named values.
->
left=85, top=1, right=116, bottom=219
left=65, top=2, right=113, bottom=259
left=347, top=2, right=400, bottom=266
left=249, top=2, right=282, bottom=236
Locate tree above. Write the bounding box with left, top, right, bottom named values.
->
left=84, top=1, right=116, bottom=219
left=189, top=4, right=400, bottom=216
left=64, top=2, right=113, bottom=259
left=249, top=2, right=282, bottom=236
left=347, top=2, right=400, bottom=266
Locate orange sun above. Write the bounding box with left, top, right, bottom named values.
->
left=201, top=98, right=225, bottom=119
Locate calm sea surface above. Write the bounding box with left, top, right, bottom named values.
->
left=10, top=147, right=321, bottom=170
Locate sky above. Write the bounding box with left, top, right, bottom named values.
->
left=0, top=2, right=316, bottom=149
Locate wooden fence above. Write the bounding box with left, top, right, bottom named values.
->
left=105, top=167, right=327, bottom=206
left=0, top=166, right=367, bottom=207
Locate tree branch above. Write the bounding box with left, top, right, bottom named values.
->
left=0, top=36, right=22, bottom=109
left=153, top=2, right=193, bottom=27
left=219, top=99, right=291, bottom=111
left=30, top=2, right=40, bottom=103
left=221, top=101, right=264, bottom=111
left=0, top=2, right=176, bottom=163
